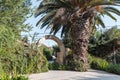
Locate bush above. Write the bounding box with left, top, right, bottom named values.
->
left=87, top=54, right=93, bottom=65
left=0, top=42, right=48, bottom=75
left=65, top=53, right=89, bottom=71
left=11, top=76, right=28, bottom=80
left=48, top=62, right=67, bottom=70
left=0, top=75, right=28, bottom=80
left=106, top=64, right=120, bottom=74
left=67, top=59, right=88, bottom=71
left=43, top=48, right=53, bottom=61
left=40, top=56, right=48, bottom=72
left=90, top=56, right=109, bottom=71
left=53, top=46, right=60, bottom=52
left=89, top=54, right=120, bottom=75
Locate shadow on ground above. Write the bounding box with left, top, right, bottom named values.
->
left=29, top=69, right=120, bottom=80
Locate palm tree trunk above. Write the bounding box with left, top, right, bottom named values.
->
left=70, top=15, right=91, bottom=71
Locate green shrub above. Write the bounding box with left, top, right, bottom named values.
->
left=106, top=64, right=120, bottom=74
left=89, top=54, right=120, bottom=75
left=53, top=46, right=60, bottom=52
left=65, top=53, right=89, bottom=71
left=43, top=48, right=53, bottom=61
left=0, top=42, right=48, bottom=75
left=48, top=62, right=67, bottom=70
left=0, top=75, right=28, bottom=80
left=11, top=76, right=28, bottom=80
left=90, top=56, right=109, bottom=70
left=48, top=63, right=53, bottom=70
left=87, top=54, right=93, bottom=65
left=41, top=56, right=49, bottom=72
left=66, top=59, right=88, bottom=71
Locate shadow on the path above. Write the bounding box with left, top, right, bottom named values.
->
left=64, top=76, right=111, bottom=80
left=29, top=70, right=120, bottom=80
left=63, top=70, right=120, bottom=80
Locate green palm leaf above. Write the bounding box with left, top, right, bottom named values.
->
left=104, top=10, right=117, bottom=21
left=90, top=0, right=120, bottom=8
left=35, top=0, right=120, bottom=36
left=96, top=15, right=106, bottom=28
left=36, top=10, right=56, bottom=26
left=103, top=7, right=120, bottom=16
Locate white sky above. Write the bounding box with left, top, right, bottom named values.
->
left=23, top=0, right=120, bottom=47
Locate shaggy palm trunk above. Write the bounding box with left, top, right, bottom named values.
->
left=70, top=11, right=91, bottom=71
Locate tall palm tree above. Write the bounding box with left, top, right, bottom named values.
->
left=35, top=0, right=120, bottom=71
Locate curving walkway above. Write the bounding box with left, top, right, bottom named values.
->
left=29, top=69, right=120, bottom=80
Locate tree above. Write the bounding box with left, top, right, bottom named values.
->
left=0, top=0, right=32, bottom=74
left=35, top=0, right=120, bottom=71
left=0, top=0, right=31, bottom=52
left=88, top=26, right=120, bottom=57
left=103, top=26, right=120, bottom=41
left=0, top=0, right=31, bottom=34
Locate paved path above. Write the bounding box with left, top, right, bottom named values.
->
left=28, top=69, right=120, bottom=80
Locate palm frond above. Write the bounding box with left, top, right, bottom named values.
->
left=61, top=23, right=71, bottom=37
left=103, top=11, right=117, bottom=21
left=35, top=0, right=120, bottom=36
left=89, top=0, right=120, bottom=8
left=36, top=10, right=56, bottom=26
left=55, top=0, right=72, bottom=9
left=50, top=23, right=61, bottom=35
left=41, top=19, right=51, bottom=29
left=103, top=6, right=120, bottom=16
left=96, top=15, right=105, bottom=28
left=35, top=5, right=59, bottom=17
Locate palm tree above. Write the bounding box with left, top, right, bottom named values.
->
left=35, top=0, right=120, bottom=71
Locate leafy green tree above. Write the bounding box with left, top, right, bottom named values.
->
left=0, top=0, right=31, bottom=29
left=104, top=26, right=120, bottom=41
left=0, top=0, right=33, bottom=75
left=89, top=26, right=120, bottom=46
left=88, top=26, right=120, bottom=57
left=0, top=0, right=31, bottom=52
left=35, top=0, right=120, bottom=71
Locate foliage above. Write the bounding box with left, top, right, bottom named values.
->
left=48, top=62, right=67, bottom=70
left=0, top=27, right=17, bottom=54
left=88, top=54, right=120, bottom=75
left=0, top=0, right=32, bottom=56
left=67, top=59, right=88, bottom=71
left=65, top=53, right=89, bottom=71
left=43, top=47, right=53, bottom=61
left=103, top=26, right=120, bottom=41
left=89, top=26, right=120, bottom=47
left=0, top=41, right=48, bottom=75
left=48, top=53, right=120, bottom=75
left=40, top=56, right=48, bottom=72
left=11, top=76, right=28, bottom=80
left=35, top=0, right=120, bottom=71
left=39, top=45, right=53, bottom=61
left=106, top=64, right=120, bottom=74
left=88, top=26, right=120, bottom=58
left=0, top=0, right=31, bottom=33
left=90, top=56, right=109, bottom=71
left=62, top=32, right=72, bottom=49
left=0, top=75, right=28, bottom=80
left=35, top=0, right=120, bottom=37
left=0, top=0, right=48, bottom=76
left=0, top=33, right=48, bottom=75
left=52, top=45, right=60, bottom=52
